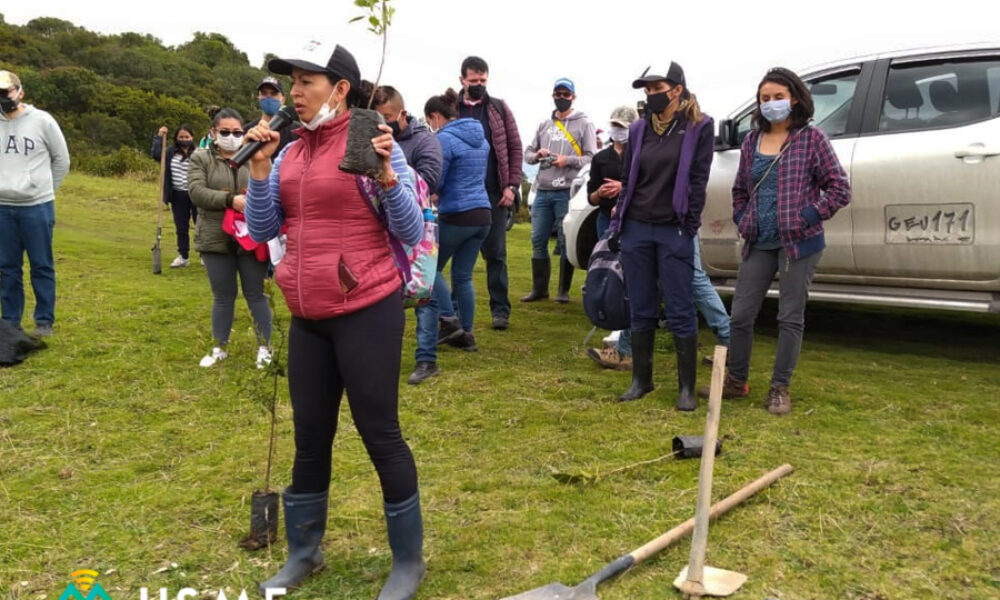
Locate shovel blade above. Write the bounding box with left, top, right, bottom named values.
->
left=673, top=565, right=748, bottom=597
left=500, top=579, right=599, bottom=600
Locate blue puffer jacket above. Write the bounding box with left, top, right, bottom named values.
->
left=436, top=118, right=490, bottom=215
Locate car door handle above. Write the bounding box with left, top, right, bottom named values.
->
left=954, top=146, right=1000, bottom=159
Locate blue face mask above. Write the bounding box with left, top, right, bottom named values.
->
left=760, top=99, right=792, bottom=123
left=259, top=97, right=282, bottom=116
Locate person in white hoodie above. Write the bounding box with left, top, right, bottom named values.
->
left=523, top=77, right=596, bottom=304
left=0, top=70, right=70, bottom=337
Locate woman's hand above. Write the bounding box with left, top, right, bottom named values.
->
left=373, top=124, right=396, bottom=184
left=232, top=194, right=246, bottom=212
left=245, top=123, right=279, bottom=179
left=158, top=126, right=168, bottom=137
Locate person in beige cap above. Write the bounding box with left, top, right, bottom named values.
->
left=0, top=70, right=70, bottom=337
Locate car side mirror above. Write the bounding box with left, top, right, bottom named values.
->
left=716, top=119, right=736, bottom=150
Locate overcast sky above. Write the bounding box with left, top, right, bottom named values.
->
left=5, top=1, right=999, bottom=141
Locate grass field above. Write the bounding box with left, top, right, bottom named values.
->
left=1, top=172, right=999, bottom=600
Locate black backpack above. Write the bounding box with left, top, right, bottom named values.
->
left=582, top=236, right=630, bottom=331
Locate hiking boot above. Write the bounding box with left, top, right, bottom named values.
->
left=446, top=332, right=478, bottom=352
left=619, top=329, right=655, bottom=402
left=32, top=324, right=53, bottom=338
left=437, top=316, right=462, bottom=345
left=491, top=314, right=509, bottom=331
left=554, top=256, right=573, bottom=304
left=199, top=347, right=228, bottom=368
left=520, top=258, right=550, bottom=302
left=170, top=255, right=190, bottom=268
left=764, top=383, right=792, bottom=415
left=586, top=346, right=632, bottom=371
left=407, top=362, right=439, bottom=385
left=697, top=374, right=749, bottom=400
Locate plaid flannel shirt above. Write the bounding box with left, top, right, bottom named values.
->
left=732, top=125, right=851, bottom=261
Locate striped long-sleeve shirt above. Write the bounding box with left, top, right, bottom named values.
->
left=245, top=141, right=422, bottom=246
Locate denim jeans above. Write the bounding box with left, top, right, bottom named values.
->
left=596, top=211, right=612, bottom=240
left=413, top=271, right=447, bottom=363
left=530, top=189, right=570, bottom=260
left=0, top=202, right=56, bottom=327
left=693, top=235, right=731, bottom=346
left=434, top=222, right=490, bottom=332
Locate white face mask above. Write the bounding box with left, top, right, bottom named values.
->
left=215, top=135, right=243, bottom=152
left=609, top=126, right=629, bottom=143
left=303, top=89, right=341, bottom=131
left=216, top=135, right=242, bottom=153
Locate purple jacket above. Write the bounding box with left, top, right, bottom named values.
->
left=609, top=114, right=715, bottom=237
left=732, top=126, right=851, bottom=261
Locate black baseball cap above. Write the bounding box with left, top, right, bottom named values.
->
left=632, top=61, right=686, bottom=89
left=257, top=76, right=283, bottom=95
left=268, top=41, right=360, bottom=88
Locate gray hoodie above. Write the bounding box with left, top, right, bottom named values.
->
left=524, top=109, right=596, bottom=191
left=0, top=104, right=70, bottom=206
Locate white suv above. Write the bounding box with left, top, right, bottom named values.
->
left=563, top=43, right=1000, bottom=314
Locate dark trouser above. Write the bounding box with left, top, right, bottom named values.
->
left=0, top=202, right=56, bottom=327
left=201, top=244, right=272, bottom=345
left=619, top=220, right=697, bottom=337
left=169, top=190, right=197, bottom=259
left=479, top=188, right=510, bottom=319
left=287, top=292, right=418, bottom=504
left=728, top=246, right=822, bottom=385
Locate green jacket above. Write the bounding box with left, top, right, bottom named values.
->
left=188, top=146, right=251, bottom=253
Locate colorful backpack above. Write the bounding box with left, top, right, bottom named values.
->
left=357, top=168, right=438, bottom=308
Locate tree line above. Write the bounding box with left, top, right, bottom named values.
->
left=0, top=14, right=283, bottom=176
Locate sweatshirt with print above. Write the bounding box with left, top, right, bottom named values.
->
left=524, top=109, right=596, bottom=191
left=0, top=105, right=70, bottom=206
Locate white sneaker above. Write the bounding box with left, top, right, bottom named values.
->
left=256, top=346, right=273, bottom=370
left=170, top=256, right=190, bottom=268
left=603, top=330, right=621, bottom=348
left=199, top=256, right=205, bottom=266
left=199, top=347, right=228, bottom=367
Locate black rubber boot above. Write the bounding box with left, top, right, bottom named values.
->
left=554, top=256, right=574, bottom=304
left=619, top=329, right=656, bottom=402
left=520, top=258, right=550, bottom=302
left=377, top=493, right=426, bottom=600
left=258, top=488, right=328, bottom=595
left=675, top=334, right=699, bottom=411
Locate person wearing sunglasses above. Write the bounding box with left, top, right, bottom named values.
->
left=523, top=78, right=596, bottom=304
left=187, top=108, right=272, bottom=369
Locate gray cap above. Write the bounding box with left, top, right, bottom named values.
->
left=609, top=105, right=639, bottom=128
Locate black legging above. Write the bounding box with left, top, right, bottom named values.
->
left=287, top=291, right=418, bottom=503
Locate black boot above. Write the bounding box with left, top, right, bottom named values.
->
left=619, top=329, right=655, bottom=402
left=520, top=258, right=550, bottom=302
left=377, top=493, right=426, bottom=600
left=675, top=334, right=698, bottom=411
left=554, top=256, right=574, bottom=304
left=258, top=488, right=327, bottom=595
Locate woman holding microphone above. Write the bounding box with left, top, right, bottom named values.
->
left=243, top=42, right=424, bottom=600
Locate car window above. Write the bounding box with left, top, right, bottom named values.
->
left=731, top=70, right=859, bottom=145
left=879, top=57, right=1000, bottom=133
left=808, top=72, right=858, bottom=137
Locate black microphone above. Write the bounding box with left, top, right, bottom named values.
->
left=229, top=106, right=297, bottom=168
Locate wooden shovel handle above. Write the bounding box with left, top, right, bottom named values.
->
left=629, top=464, right=794, bottom=565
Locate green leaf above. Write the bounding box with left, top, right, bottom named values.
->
left=349, top=15, right=365, bottom=23
left=368, top=15, right=380, bottom=27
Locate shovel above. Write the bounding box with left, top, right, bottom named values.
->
left=674, top=345, right=745, bottom=599
left=152, top=130, right=167, bottom=275
left=499, top=463, right=793, bottom=600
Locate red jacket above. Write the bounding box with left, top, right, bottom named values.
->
left=275, top=113, right=401, bottom=319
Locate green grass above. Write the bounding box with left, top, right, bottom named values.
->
left=2, top=172, right=999, bottom=600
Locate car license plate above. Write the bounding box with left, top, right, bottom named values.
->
left=885, top=203, right=974, bottom=245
